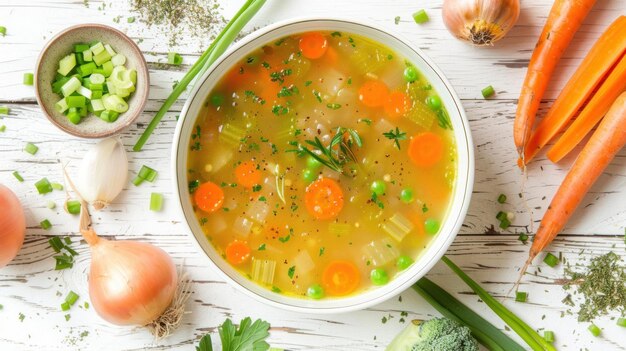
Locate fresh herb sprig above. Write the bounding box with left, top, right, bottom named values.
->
left=383, top=127, right=407, bottom=149
left=196, top=317, right=271, bottom=351
left=293, top=127, right=362, bottom=174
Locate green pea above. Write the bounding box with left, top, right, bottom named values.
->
left=210, top=93, right=224, bottom=107
left=302, top=168, right=317, bottom=182
left=424, top=218, right=440, bottom=235
left=370, top=180, right=386, bottom=196
left=426, top=95, right=442, bottom=111
left=307, top=284, right=324, bottom=299
left=370, top=268, right=389, bottom=285
left=400, top=188, right=414, bottom=203
left=403, top=66, right=419, bottom=83
left=396, top=255, right=414, bottom=270
left=306, top=156, right=322, bottom=170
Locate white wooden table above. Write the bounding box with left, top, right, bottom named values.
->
left=1, top=1, right=625, bottom=350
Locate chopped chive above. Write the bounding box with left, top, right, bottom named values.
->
left=150, top=192, right=163, bottom=211
left=48, top=237, right=64, bottom=253
left=65, top=291, right=79, bottom=306
left=167, top=52, right=183, bottom=65
left=543, top=330, right=554, bottom=343
left=617, top=318, right=626, bottom=327
left=12, top=171, right=24, bottom=182
left=482, top=85, right=496, bottom=99
left=326, top=103, right=341, bottom=110
left=132, top=175, right=144, bottom=186
left=24, top=142, right=38, bottom=155
left=496, top=211, right=507, bottom=221
left=497, top=193, right=507, bottom=204
left=138, top=165, right=157, bottom=182
left=515, top=291, right=528, bottom=302
left=588, top=323, right=601, bottom=337
left=64, top=314, right=71, bottom=321
left=51, top=182, right=64, bottom=191
left=35, top=178, right=53, bottom=194
left=543, top=252, right=559, bottom=267
left=0, top=26, right=6, bottom=36
left=46, top=200, right=56, bottom=209
left=66, top=200, right=81, bottom=215
left=0, top=106, right=8, bottom=114
left=64, top=246, right=78, bottom=257
left=518, top=233, right=529, bottom=243
left=61, top=302, right=70, bottom=311
left=412, top=9, right=429, bottom=24
left=23, top=73, right=34, bottom=86
left=0, top=125, right=5, bottom=132
left=127, top=16, right=135, bottom=23
left=499, top=218, right=511, bottom=229
left=40, top=219, right=52, bottom=230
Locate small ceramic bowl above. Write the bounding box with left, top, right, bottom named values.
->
left=172, top=18, right=475, bottom=313
left=35, top=24, right=149, bottom=138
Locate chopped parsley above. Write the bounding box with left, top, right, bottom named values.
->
left=288, top=266, right=296, bottom=279
left=258, top=244, right=266, bottom=251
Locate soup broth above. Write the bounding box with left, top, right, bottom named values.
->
left=187, top=30, right=456, bottom=299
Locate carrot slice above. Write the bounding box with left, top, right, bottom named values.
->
left=358, top=80, right=389, bottom=108
left=305, top=177, right=344, bottom=220
left=513, top=0, right=597, bottom=160
left=384, top=91, right=411, bottom=119
left=518, top=92, right=626, bottom=281
left=299, top=32, right=328, bottom=59
left=235, top=161, right=262, bottom=188
left=322, top=260, right=361, bottom=296
left=548, top=53, right=626, bottom=162
left=408, top=132, right=444, bottom=167
left=194, top=181, right=225, bottom=213
left=225, top=240, right=251, bottom=265
left=520, top=15, right=626, bottom=165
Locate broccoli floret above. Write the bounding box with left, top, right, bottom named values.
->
left=386, top=318, right=479, bottom=351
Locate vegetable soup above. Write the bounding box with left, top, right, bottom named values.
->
left=187, top=31, right=456, bottom=299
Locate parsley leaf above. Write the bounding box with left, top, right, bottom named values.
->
left=196, top=318, right=271, bottom=351
left=382, top=127, right=407, bottom=150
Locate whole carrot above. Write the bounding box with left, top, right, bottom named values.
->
left=513, top=0, right=596, bottom=163
left=518, top=92, right=626, bottom=279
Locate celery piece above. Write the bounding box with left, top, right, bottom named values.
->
left=60, top=77, right=81, bottom=97
left=82, top=49, right=92, bottom=62
left=76, top=86, right=92, bottom=100
left=77, top=62, right=96, bottom=77
left=91, top=99, right=105, bottom=112
left=104, top=44, right=116, bottom=56
left=103, top=95, right=128, bottom=113
left=99, top=110, right=119, bottom=123
left=90, top=42, right=104, bottom=55
left=251, top=259, right=276, bottom=285
left=101, top=61, right=114, bottom=77
left=55, top=98, right=69, bottom=113
left=57, top=54, right=77, bottom=76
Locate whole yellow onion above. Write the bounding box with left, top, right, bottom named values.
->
left=0, top=184, right=25, bottom=268
left=442, top=0, right=520, bottom=46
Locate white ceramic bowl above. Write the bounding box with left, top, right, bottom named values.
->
left=172, top=18, right=474, bottom=313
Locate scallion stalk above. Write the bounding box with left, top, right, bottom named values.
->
left=0, top=106, right=9, bottom=115
left=24, top=142, right=38, bottom=155
left=149, top=192, right=163, bottom=211
left=133, top=0, right=267, bottom=151
left=441, top=256, right=556, bottom=351
left=588, top=323, right=601, bottom=337
left=543, top=252, right=559, bottom=267
left=12, top=171, right=24, bottom=182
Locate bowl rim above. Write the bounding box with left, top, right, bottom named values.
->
left=171, top=16, right=475, bottom=313
left=34, top=23, right=150, bottom=139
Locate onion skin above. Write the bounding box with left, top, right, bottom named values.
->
left=0, top=184, right=25, bottom=268
left=443, top=0, right=520, bottom=46
left=85, top=230, right=177, bottom=326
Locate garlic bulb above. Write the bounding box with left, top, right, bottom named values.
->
left=442, top=0, right=520, bottom=46
left=76, top=138, right=128, bottom=210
